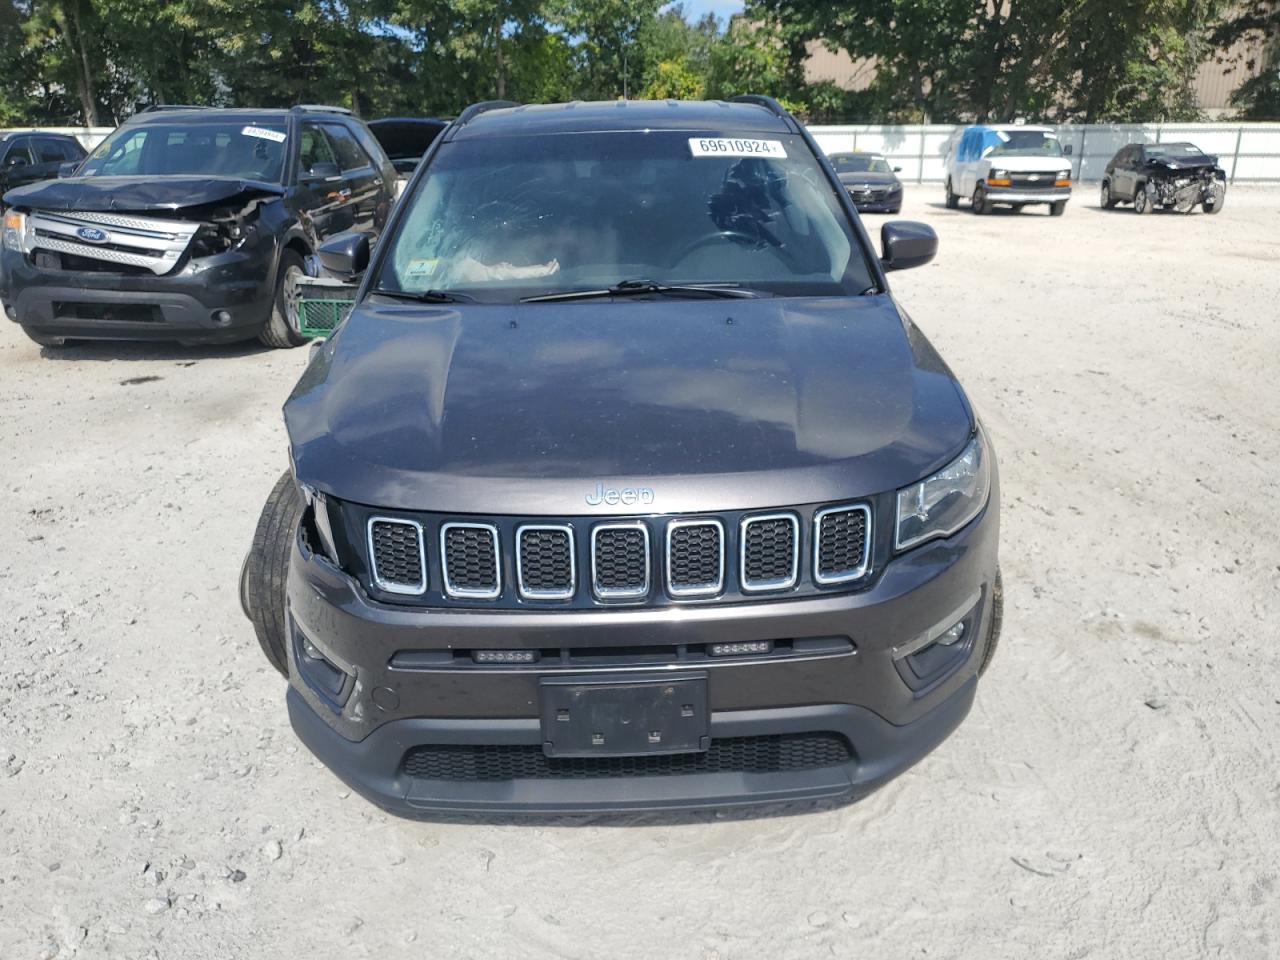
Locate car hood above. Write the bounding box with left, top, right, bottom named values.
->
left=982, top=155, right=1068, bottom=173
left=2, top=175, right=285, bottom=212
left=1149, top=154, right=1218, bottom=171
left=838, top=172, right=900, bottom=187
left=285, top=295, right=974, bottom=515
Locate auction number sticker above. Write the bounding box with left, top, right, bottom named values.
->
left=689, top=137, right=786, bottom=158
left=242, top=126, right=287, bottom=143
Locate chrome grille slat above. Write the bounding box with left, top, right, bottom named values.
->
left=367, top=517, right=427, bottom=595
left=666, top=519, right=724, bottom=598
left=591, top=522, right=650, bottom=600
left=739, top=513, right=799, bottom=592
left=441, top=522, right=501, bottom=600
left=24, top=210, right=199, bottom=275
left=814, top=504, right=871, bottom=584
left=516, top=524, right=575, bottom=600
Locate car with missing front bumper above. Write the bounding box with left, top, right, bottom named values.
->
left=0, top=105, right=396, bottom=349
left=241, top=96, right=1003, bottom=817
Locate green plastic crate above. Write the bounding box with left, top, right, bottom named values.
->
left=296, top=280, right=358, bottom=338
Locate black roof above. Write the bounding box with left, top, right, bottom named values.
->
left=120, top=106, right=352, bottom=125
left=449, top=99, right=798, bottom=140
left=1, top=130, right=82, bottom=141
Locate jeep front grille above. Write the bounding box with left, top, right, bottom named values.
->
left=666, top=519, right=724, bottom=598
left=441, top=523, right=501, bottom=599
left=358, top=501, right=873, bottom=608
left=516, top=525, right=575, bottom=600
left=368, top=518, right=426, bottom=595
left=740, top=514, right=799, bottom=592
left=591, top=523, right=650, bottom=600
left=814, top=505, right=871, bottom=584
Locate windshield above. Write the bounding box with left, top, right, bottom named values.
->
left=78, top=122, right=287, bottom=181
left=1147, top=142, right=1205, bottom=158
left=987, top=130, right=1063, bottom=157
left=831, top=155, right=892, bottom=174
left=373, top=131, right=876, bottom=302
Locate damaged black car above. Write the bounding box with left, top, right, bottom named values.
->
left=0, top=105, right=397, bottom=349
left=1100, top=142, right=1227, bottom=215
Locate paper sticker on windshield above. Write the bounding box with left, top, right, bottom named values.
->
left=689, top=137, right=786, bottom=159
left=242, top=126, right=286, bottom=143
left=405, top=258, right=440, bottom=278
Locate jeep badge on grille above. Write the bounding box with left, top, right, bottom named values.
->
left=585, top=482, right=655, bottom=506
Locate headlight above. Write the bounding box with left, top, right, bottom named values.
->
left=895, top=433, right=991, bottom=550
left=3, top=211, right=25, bottom=251
left=989, top=169, right=1007, bottom=180
left=1058, top=170, right=1071, bottom=180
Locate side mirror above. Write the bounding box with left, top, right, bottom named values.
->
left=7, top=154, right=27, bottom=168
left=318, top=231, right=371, bottom=279
left=304, top=161, right=341, bottom=181
left=1063, top=144, right=1073, bottom=156
left=893, top=166, right=903, bottom=173
left=881, top=221, right=937, bottom=272
left=58, top=161, right=80, bottom=177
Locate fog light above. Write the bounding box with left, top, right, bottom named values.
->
left=937, top=621, right=965, bottom=646
left=302, top=638, right=324, bottom=661
left=473, top=649, right=539, bottom=664
left=892, top=590, right=981, bottom=661
left=709, top=640, right=772, bottom=657
left=212, top=309, right=232, bottom=326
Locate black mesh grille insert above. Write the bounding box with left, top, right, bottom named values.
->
left=593, top=526, right=648, bottom=596
left=443, top=525, right=498, bottom=596
left=742, top=516, right=797, bottom=587
left=369, top=520, right=424, bottom=591
left=402, top=733, right=853, bottom=781
left=816, top=508, right=869, bottom=581
left=668, top=522, right=722, bottom=593
left=518, top=527, right=573, bottom=597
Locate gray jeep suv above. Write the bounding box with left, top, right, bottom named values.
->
left=242, top=97, right=1002, bottom=816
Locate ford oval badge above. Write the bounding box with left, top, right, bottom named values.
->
left=75, top=226, right=109, bottom=244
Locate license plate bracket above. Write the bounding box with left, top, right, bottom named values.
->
left=539, top=674, right=709, bottom=758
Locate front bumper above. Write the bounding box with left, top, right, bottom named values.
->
left=847, top=191, right=903, bottom=212
left=984, top=187, right=1071, bottom=204
left=1, top=245, right=275, bottom=343
left=285, top=497, right=999, bottom=816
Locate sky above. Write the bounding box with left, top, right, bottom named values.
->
left=673, top=0, right=746, bottom=25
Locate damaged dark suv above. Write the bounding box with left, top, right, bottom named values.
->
left=242, top=97, right=1003, bottom=816
left=1, top=105, right=396, bottom=348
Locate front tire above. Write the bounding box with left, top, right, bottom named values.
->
left=972, top=183, right=989, bottom=215
left=945, top=178, right=959, bottom=209
left=1100, top=179, right=1117, bottom=209
left=257, top=249, right=308, bottom=349
left=1202, top=180, right=1225, bottom=214
left=1049, top=200, right=1066, bottom=217
left=1133, top=182, right=1153, bottom=215
left=242, top=471, right=304, bottom=677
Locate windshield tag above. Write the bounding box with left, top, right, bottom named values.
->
left=242, top=126, right=286, bottom=143
left=688, top=137, right=786, bottom=159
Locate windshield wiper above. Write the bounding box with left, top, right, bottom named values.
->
left=371, top=288, right=475, bottom=304
left=521, top=279, right=761, bottom=303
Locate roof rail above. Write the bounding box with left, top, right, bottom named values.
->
left=455, top=100, right=520, bottom=126
left=291, top=104, right=354, bottom=115
left=138, top=104, right=210, bottom=113
left=728, top=95, right=789, bottom=118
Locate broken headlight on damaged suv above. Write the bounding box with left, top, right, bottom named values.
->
left=895, top=432, right=991, bottom=550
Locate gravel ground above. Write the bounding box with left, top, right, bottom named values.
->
left=2, top=186, right=1278, bottom=960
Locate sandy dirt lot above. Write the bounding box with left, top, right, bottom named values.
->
left=2, top=186, right=1278, bottom=960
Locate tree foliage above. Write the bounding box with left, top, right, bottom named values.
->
left=0, top=0, right=1266, bottom=126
